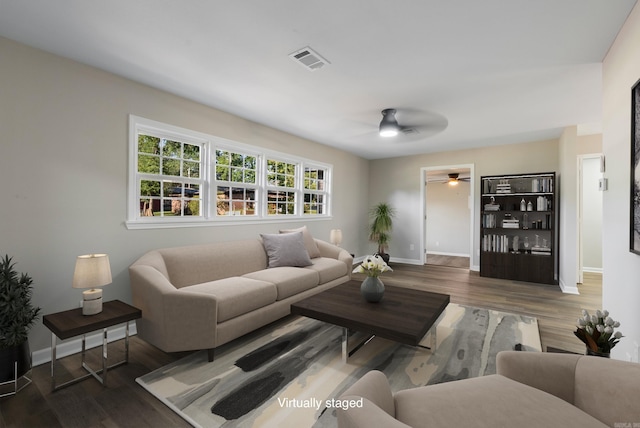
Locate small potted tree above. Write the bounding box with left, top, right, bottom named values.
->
left=369, top=203, right=395, bottom=264
left=0, top=255, right=40, bottom=384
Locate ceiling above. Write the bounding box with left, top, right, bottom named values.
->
left=0, top=1, right=636, bottom=159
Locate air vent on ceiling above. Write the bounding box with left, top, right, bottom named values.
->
left=289, top=46, right=330, bottom=71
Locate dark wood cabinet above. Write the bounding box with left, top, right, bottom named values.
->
left=480, top=172, right=558, bottom=285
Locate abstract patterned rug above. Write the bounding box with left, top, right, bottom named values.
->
left=136, top=303, right=541, bottom=428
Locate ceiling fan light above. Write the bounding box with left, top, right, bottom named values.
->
left=379, top=126, right=399, bottom=137
left=379, top=108, right=400, bottom=137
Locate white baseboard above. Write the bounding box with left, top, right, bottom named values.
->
left=582, top=267, right=603, bottom=273
left=389, top=257, right=422, bottom=265
left=353, top=256, right=423, bottom=266
left=559, top=279, right=580, bottom=295
left=426, top=251, right=471, bottom=257
left=32, top=323, right=138, bottom=367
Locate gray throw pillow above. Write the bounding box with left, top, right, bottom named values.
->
left=260, top=231, right=313, bottom=268
left=279, top=225, right=321, bottom=258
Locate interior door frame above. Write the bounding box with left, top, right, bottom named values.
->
left=420, top=163, right=475, bottom=268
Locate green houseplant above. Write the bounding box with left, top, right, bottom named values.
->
left=0, top=255, right=41, bottom=382
left=369, top=203, right=395, bottom=264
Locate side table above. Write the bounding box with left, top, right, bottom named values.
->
left=42, top=299, right=141, bottom=391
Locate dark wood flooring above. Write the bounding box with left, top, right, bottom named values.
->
left=0, top=263, right=601, bottom=428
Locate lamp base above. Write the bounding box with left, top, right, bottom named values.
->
left=82, top=289, right=103, bottom=316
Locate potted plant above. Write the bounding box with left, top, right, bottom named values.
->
left=0, top=255, right=41, bottom=383
left=369, top=203, right=395, bottom=264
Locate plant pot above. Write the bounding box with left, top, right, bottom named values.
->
left=361, top=276, right=385, bottom=303
left=0, top=341, right=32, bottom=382
left=376, top=252, right=390, bottom=265
left=586, top=347, right=610, bottom=358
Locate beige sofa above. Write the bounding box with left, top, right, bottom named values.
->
left=338, top=351, right=640, bottom=427
left=129, top=234, right=352, bottom=361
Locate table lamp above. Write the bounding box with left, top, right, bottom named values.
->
left=330, top=229, right=343, bottom=247
left=73, top=254, right=112, bottom=315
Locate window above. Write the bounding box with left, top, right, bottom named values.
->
left=304, top=166, right=328, bottom=215
left=215, top=150, right=257, bottom=216
left=137, top=134, right=204, bottom=218
left=266, top=159, right=297, bottom=215
left=127, top=116, right=332, bottom=228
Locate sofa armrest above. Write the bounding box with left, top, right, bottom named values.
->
left=337, top=397, right=410, bottom=428
left=129, top=264, right=218, bottom=351
left=496, top=351, right=581, bottom=404
left=315, top=239, right=353, bottom=273
left=339, top=370, right=396, bottom=417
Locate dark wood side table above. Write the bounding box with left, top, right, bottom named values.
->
left=42, top=300, right=141, bottom=391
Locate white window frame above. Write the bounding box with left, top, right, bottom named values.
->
left=126, top=115, right=332, bottom=229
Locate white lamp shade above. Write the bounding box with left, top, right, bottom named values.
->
left=72, top=254, right=112, bottom=289
left=330, top=229, right=343, bottom=246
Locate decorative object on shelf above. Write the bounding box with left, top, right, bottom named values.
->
left=352, top=254, right=393, bottom=303
left=73, top=254, right=112, bottom=316
left=0, top=255, right=40, bottom=395
left=329, top=229, right=343, bottom=246
left=630, top=78, right=640, bottom=255
left=520, top=198, right=526, bottom=211
left=574, top=309, right=623, bottom=358
left=368, top=203, right=395, bottom=264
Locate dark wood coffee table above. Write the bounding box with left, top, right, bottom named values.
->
left=291, top=280, right=450, bottom=361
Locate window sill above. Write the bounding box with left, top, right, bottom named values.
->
left=124, top=215, right=332, bottom=230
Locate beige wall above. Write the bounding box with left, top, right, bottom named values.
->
left=426, top=180, right=471, bottom=256
left=0, top=37, right=369, bottom=354
left=369, top=139, right=559, bottom=267
left=558, top=126, right=579, bottom=292
left=602, top=2, right=640, bottom=361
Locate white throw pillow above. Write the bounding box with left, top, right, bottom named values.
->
left=260, top=231, right=313, bottom=268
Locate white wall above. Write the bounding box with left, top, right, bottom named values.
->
left=426, top=181, right=470, bottom=256
left=602, top=2, right=640, bottom=361
left=558, top=126, right=579, bottom=293
left=369, top=139, right=559, bottom=268
left=581, top=156, right=603, bottom=272
left=0, top=37, right=369, bottom=355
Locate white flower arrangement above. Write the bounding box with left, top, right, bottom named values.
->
left=352, top=254, right=393, bottom=278
left=575, top=309, right=623, bottom=354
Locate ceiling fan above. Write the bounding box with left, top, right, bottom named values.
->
left=377, top=108, right=448, bottom=139
left=444, top=173, right=470, bottom=185
left=427, top=172, right=471, bottom=185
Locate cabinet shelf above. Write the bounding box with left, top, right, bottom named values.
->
left=480, top=172, right=558, bottom=285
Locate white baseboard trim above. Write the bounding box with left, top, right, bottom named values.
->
left=426, top=251, right=471, bottom=257
left=353, top=256, right=423, bottom=266
left=389, top=257, right=423, bottom=265
left=470, top=265, right=480, bottom=272
left=559, top=279, right=580, bottom=295
left=32, top=323, right=138, bottom=367
left=582, top=267, right=603, bottom=273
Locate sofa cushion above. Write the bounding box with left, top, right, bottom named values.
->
left=260, top=232, right=313, bottom=268
left=182, top=277, right=277, bottom=323
left=305, top=257, right=348, bottom=284
left=279, top=225, right=321, bottom=258
left=159, top=240, right=268, bottom=288
left=243, top=267, right=319, bottom=300
left=394, top=375, right=607, bottom=428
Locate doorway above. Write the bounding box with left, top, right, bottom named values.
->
left=577, top=154, right=604, bottom=283
left=421, top=164, right=474, bottom=269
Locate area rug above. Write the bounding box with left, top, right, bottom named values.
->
left=136, top=303, right=541, bottom=428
